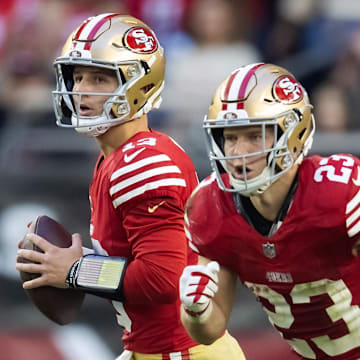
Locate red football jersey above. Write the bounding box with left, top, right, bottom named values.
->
left=186, top=154, right=360, bottom=360
left=89, top=129, right=198, bottom=353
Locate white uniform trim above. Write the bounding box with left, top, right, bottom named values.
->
left=188, top=240, right=200, bottom=254
left=346, top=189, right=360, bottom=237
left=110, top=154, right=171, bottom=181
left=348, top=221, right=360, bottom=238
left=185, top=216, right=200, bottom=253
left=110, top=165, right=181, bottom=195
left=112, top=178, right=186, bottom=208
left=346, top=189, right=360, bottom=214
left=169, top=352, right=183, bottom=359
left=346, top=207, right=360, bottom=228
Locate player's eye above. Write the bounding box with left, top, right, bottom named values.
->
left=73, top=75, right=82, bottom=83
left=94, top=75, right=108, bottom=83
left=249, top=134, right=262, bottom=141
left=224, top=134, right=237, bottom=143
left=246, top=131, right=262, bottom=142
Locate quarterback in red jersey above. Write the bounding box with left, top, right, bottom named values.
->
left=16, top=13, right=245, bottom=360
left=179, top=63, right=360, bottom=359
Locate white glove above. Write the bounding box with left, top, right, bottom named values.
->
left=179, top=261, right=220, bottom=319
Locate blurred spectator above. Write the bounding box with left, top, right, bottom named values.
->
left=59, top=0, right=128, bottom=49
left=0, top=0, right=129, bottom=126
left=126, top=0, right=194, bottom=60
left=0, top=0, right=15, bottom=59
left=312, top=83, right=349, bottom=133
left=161, top=0, right=260, bottom=179
left=0, top=0, right=61, bottom=126
left=255, top=0, right=317, bottom=64
left=328, top=28, right=360, bottom=130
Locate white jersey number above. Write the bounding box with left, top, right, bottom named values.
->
left=245, top=279, right=360, bottom=358
left=314, top=155, right=354, bottom=184
left=89, top=235, right=133, bottom=333
left=112, top=301, right=132, bottom=332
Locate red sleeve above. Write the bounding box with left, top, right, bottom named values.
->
left=121, top=197, right=187, bottom=304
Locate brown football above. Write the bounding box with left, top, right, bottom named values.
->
left=18, top=215, right=85, bottom=325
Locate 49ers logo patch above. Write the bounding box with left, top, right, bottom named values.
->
left=273, top=75, right=304, bottom=104
left=124, top=27, right=158, bottom=54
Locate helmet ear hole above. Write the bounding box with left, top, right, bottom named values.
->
left=298, top=128, right=306, bottom=140
left=141, top=83, right=154, bottom=94
left=141, top=60, right=151, bottom=74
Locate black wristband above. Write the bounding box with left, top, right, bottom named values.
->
left=66, top=260, right=80, bottom=288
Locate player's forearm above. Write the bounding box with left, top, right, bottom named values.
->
left=66, top=254, right=182, bottom=303
left=180, top=300, right=227, bottom=345
left=123, top=255, right=185, bottom=304
left=123, top=213, right=188, bottom=304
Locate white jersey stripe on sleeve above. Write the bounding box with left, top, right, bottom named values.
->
left=346, top=206, right=360, bottom=228
left=112, top=178, right=186, bottom=208
left=188, top=240, right=200, bottom=254
left=184, top=215, right=200, bottom=253
left=184, top=225, right=191, bottom=242
left=348, top=220, right=360, bottom=237
left=110, top=154, right=171, bottom=181
left=110, top=165, right=181, bottom=196
left=346, top=189, right=360, bottom=214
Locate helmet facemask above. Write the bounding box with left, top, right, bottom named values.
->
left=53, top=60, right=151, bottom=137
left=205, top=110, right=308, bottom=196
left=52, top=14, right=166, bottom=137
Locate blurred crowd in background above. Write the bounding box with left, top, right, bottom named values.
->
left=1, top=0, right=360, bottom=358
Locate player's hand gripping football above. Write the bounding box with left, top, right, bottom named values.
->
left=16, top=232, right=83, bottom=289
left=179, top=261, right=220, bottom=320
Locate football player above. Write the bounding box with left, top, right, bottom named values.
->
left=16, top=13, right=245, bottom=360
left=179, top=63, right=360, bottom=359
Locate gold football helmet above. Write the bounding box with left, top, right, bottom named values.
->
left=204, top=63, right=315, bottom=196
left=52, top=13, right=165, bottom=137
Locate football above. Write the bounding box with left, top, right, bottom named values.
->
left=18, top=215, right=85, bottom=325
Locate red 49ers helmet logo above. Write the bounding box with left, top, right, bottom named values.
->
left=124, top=27, right=158, bottom=54
left=273, top=75, right=304, bottom=104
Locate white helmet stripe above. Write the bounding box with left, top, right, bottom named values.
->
left=224, top=63, right=265, bottom=103
left=227, top=65, right=252, bottom=101
left=73, top=13, right=118, bottom=51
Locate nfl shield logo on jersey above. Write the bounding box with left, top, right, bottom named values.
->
left=262, top=242, right=276, bottom=258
